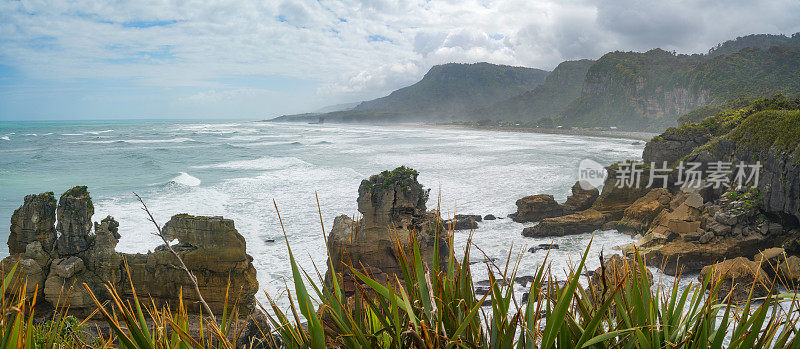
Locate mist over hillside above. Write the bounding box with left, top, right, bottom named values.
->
left=273, top=32, right=800, bottom=132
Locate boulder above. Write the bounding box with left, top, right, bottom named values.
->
left=618, top=189, right=672, bottom=234
left=356, top=166, right=429, bottom=230
left=44, top=256, right=93, bottom=308
left=483, top=214, right=497, bottom=220
left=455, top=214, right=482, bottom=222
left=587, top=254, right=653, bottom=304
left=55, top=186, right=94, bottom=256
left=8, top=192, right=57, bottom=255
left=0, top=257, right=45, bottom=298
left=324, top=167, right=448, bottom=293
left=528, top=243, right=559, bottom=253
left=237, top=311, right=281, bottom=349
left=699, top=257, right=772, bottom=302
left=698, top=231, right=715, bottom=244
left=445, top=215, right=480, bottom=230
left=753, top=247, right=785, bottom=278
left=122, top=214, right=259, bottom=313
left=562, top=181, right=599, bottom=213
left=509, top=194, right=563, bottom=223
left=522, top=209, right=609, bottom=238
left=777, top=256, right=800, bottom=285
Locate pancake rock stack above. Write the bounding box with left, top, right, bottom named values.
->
left=2, top=186, right=258, bottom=313
left=324, top=166, right=448, bottom=296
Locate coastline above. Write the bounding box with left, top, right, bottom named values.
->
left=262, top=119, right=660, bottom=141
left=426, top=123, right=660, bottom=141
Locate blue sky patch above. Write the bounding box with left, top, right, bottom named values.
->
left=122, top=20, right=179, bottom=28
left=368, top=34, right=391, bottom=43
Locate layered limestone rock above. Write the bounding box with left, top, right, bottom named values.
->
left=699, top=257, right=772, bottom=302
left=523, top=165, right=651, bottom=237
left=628, top=187, right=794, bottom=275
left=562, top=181, right=599, bottom=213
left=8, top=192, right=57, bottom=255
left=522, top=209, right=608, bottom=238
left=55, top=186, right=94, bottom=256
left=617, top=188, right=673, bottom=234
left=509, top=195, right=563, bottom=223
left=3, top=187, right=258, bottom=314
left=324, top=167, right=447, bottom=295
left=122, top=214, right=259, bottom=312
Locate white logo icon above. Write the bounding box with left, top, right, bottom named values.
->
left=578, top=159, right=606, bottom=190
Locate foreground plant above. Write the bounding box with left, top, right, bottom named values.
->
left=263, top=200, right=800, bottom=348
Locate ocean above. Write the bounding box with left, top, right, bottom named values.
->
left=0, top=119, right=649, bottom=308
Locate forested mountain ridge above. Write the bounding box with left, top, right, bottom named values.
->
left=273, top=32, right=800, bottom=131
left=469, top=59, right=594, bottom=122
left=350, top=62, right=549, bottom=119
left=557, top=35, right=800, bottom=131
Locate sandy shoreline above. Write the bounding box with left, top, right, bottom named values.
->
left=426, top=124, right=660, bottom=141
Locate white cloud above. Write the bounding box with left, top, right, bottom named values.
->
left=1, top=0, right=799, bottom=117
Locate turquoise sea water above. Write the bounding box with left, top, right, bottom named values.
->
left=0, top=120, right=646, bottom=307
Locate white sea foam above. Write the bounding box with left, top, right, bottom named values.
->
left=0, top=136, right=9, bottom=141
left=76, top=140, right=121, bottom=144
left=85, top=129, right=114, bottom=135
left=126, top=137, right=194, bottom=144
left=170, top=172, right=201, bottom=186
left=193, top=156, right=308, bottom=171
left=78, top=137, right=194, bottom=144
left=61, top=133, right=83, bottom=136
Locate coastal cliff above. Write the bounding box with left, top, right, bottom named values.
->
left=520, top=95, right=800, bottom=287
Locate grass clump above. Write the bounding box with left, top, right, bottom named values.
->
left=2, top=199, right=800, bottom=348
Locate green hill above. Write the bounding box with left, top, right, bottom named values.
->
left=469, top=59, right=594, bottom=122
left=558, top=35, right=800, bottom=131
left=351, top=62, right=549, bottom=119
left=707, top=33, right=800, bottom=57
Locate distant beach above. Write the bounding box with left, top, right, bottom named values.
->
left=428, top=123, right=660, bottom=141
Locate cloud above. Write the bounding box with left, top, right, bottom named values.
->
left=1, top=0, right=799, bottom=119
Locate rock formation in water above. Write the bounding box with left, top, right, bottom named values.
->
left=324, top=166, right=448, bottom=296
left=522, top=173, right=650, bottom=238
left=509, top=194, right=563, bottom=223
left=511, top=181, right=600, bottom=227
left=2, top=186, right=258, bottom=313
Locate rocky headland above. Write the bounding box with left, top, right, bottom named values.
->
left=515, top=95, right=800, bottom=298
left=2, top=186, right=258, bottom=314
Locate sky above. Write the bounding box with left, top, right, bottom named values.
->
left=1, top=0, right=799, bottom=121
